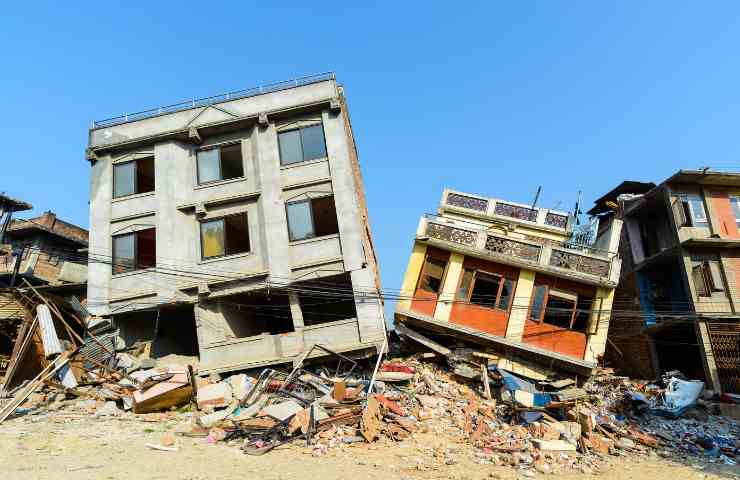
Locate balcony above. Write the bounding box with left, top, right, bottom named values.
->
left=418, top=215, right=621, bottom=286
left=441, top=189, right=572, bottom=233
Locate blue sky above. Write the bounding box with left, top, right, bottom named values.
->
left=2, top=2, right=740, bottom=314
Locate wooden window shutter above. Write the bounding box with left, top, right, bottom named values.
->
left=706, top=261, right=725, bottom=292
left=671, top=198, right=688, bottom=227
left=692, top=265, right=709, bottom=297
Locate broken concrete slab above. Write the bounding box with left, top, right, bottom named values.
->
left=259, top=400, right=303, bottom=421
left=196, top=382, right=233, bottom=410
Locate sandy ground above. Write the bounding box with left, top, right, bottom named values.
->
left=2, top=410, right=738, bottom=480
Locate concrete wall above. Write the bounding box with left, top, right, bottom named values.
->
left=87, top=80, right=385, bottom=373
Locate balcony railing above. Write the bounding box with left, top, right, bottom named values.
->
left=441, top=189, right=572, bottom=232
left=93, top=72, right=336, bottom=129
left=420, top=215, right=618, bottom=283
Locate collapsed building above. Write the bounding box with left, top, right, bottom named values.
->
left=85, top=73, right=385, bottom=375
left=0, top=201, right=89, bottom=378
left=394, top=188, right=624, bottom=377
left=597, top=170, right=740, bottom=394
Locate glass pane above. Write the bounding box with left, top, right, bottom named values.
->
left=113, top=162, right=135, bottom=198
left=497, top=278, right=514, bottom=310
left=286, top=201, right=314, bottom=241
left=112, top=233, right=135, bottom=273
left=529, top=285, right=546, bottom=321
left=197, top=149, right=221, bottom=183
left=732, top=197, right=740, bottom=224
left=456, top=269, right=474, bottom=300
left=300, top=125, right=327, bottom=161
left=278, top=130, right=303, bottom=165
left=688, top=195, right=707, bottom=225
left=201, top=219, right=225, bottom=258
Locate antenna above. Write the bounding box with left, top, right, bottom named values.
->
left=573, top=190, right=582, bottom=225
left=531, top=186, right=542, bottom=209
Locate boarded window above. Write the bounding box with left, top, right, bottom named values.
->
left=278, top=124, right=327, bottom=165
left=112, top=228, right=156, bottom=274
left=113, top=157, right=154, bottom=198
left=419, top=257, right=446, bottom=293
left=200, top=213, right=250, bottom=259
left=285, top=196, right=339, bottom=241
left=196, top=143, right=244, bottom=184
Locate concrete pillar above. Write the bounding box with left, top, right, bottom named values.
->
left=288, top=292, right=305, bottom=351
left=434, top=252, right=464, bottom=322
left=505, top=269, right=535, bottom=340
left=583, top=288, right=614, bottom=363
left=396, top=242, right=427, bottom=311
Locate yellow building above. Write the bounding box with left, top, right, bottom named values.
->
left=394, top=188, right=623, bottom=376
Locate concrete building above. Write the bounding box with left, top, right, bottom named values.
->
left=597, top=170, right=740, bottom=394
left=395, top=189, right=624, bottom=376
left=85, top=73, right=385, bottom=375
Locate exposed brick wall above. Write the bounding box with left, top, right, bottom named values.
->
left=707, top=189, right=740, bottom=239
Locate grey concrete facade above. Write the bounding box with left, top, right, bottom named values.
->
left=86, top=77, right=385, bottom=374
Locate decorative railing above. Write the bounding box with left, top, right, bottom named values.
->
left=544, top=212, right=568, bottom=228
left=485, top=235, right=541, bottom=262
left=425, top=222, right=477, bottom=247
left=549, top=249, right=610, bottom=277
left=446, top=193, right=488, bottom=212
left=494, top=202, right=538, bottom=222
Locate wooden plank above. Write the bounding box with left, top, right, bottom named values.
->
left=394, top=323, right=451, bottom=356
left=481, top=362, right=492, bottom=400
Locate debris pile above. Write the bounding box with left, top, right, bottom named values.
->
left=1, top=304, right=738, bottom=474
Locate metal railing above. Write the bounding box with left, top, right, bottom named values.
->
left=92, top=72, right=336, bottom=129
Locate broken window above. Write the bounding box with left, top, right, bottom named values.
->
left=456, top=269, right=516, bottom=311
left=200, top=213, right=250, bottom=259
left=675, top=194, right=708, bottom=228
left=732, top=196, right=740, bottom=227
left=113, top=157, right=154, bottom=198
left=528, top=284, right=593, bottom=333
left=419, top=256, right=447, bottom=294
left=112, top=228, right=156, bottom=274
left=278, top=124, right=327, bottom=165
left=691, top=259, right=724, bottom=297
left=196, top=143, right=244, bottom=184
left=285, top=195, right=339, bottom=241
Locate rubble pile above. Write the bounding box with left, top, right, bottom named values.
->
left=1, top=307, right=738, bottom=476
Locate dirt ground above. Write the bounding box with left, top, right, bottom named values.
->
left=2, top=410, right=738, bottom=480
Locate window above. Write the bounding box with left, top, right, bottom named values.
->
left=691, top=260, right=724, bottom=297
left=456, top=269, right=516, bottom=311
left=674, top=194, right=708, bottom=227
left=113, top=157, right=154, bottom=198
left=278, top=124, right=327, bottom=165
left=419, top=256, right=447, bottom=293
left=731, top=196, right=740, bottom=227
left=528, top=285, right=592, bottom=333
left=200, top=213, right=250, bottom=259
left=196, top=143, right=244, bottom=184
left=285, top=195, right=339, bottom=241
left=112, top=228, right=156, bottom=274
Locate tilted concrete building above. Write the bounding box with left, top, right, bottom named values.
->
left=85, top=73, right=385, bottom=375
left=395, top=189, right=623, bottom=376
left=598, top=170, right=740, bottom=394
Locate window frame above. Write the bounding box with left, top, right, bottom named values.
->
left=195, top=142, right=244, bottom=185
left=731, top=195, right=740, bottom=227
left=199, top=212, right=250, bottom=260
left=112, top=228, right=156, bottom=274
left=456, top=268, right=516, bottom=312
left=285, top=195, right=338, bottom=242
left=677, top=194, right=708, bottom=227
left=113, top=157, right=155, bottom=199
left=527, top=284, right=592, bottom=331
left=416, top=254, right=448, bottom=295
left=278, top=123, right=328, bottom=166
